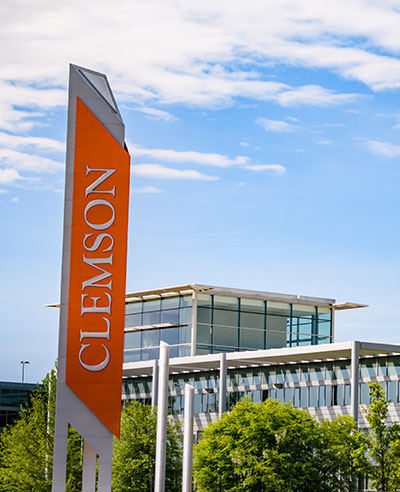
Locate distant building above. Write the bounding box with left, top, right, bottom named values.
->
left=0, top=381, right=38, bottom=432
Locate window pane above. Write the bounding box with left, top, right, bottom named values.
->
left=180, top=296, right=192, bottom=308
left=197, top=294, right=211, bottom=307
left=266, top=315, right=287, bottom=348
left=360, top=360, right=376, bottom=378
left=160, top=327, right=179, bottom=345
left=309, top=386, right=318, bottom=406
left=317, top=320, right=331, bottom=337
left=197, top=307, right=211, bottom=324
left=300, top=387, right=308, bottom=407
left=161, top=309, right=179, bottom=325
left=124, top=351, right=141, bottom=363
left=240, top=312, right=264, bottom=330
left=360, top=383, right=369, bottom=404
left=388, top=357, right=400, bottom=376
left=240, top=298, right=265, bottom=313
left=213, top=309, right=238, bottom=327
left=284, top=366, right=299, bottom=383
left=125, top=302, right=142, bottom=315
left=334, top=362, right=350, bottom=380
left=317, top=306, right=331, bottom=321
left=179, top=325, right=191, bottom=344
left=214, top=296, right=239, bottom=311
left=142, top=329, right=159, bottom=348
left=178, top=344, right=191, bottom=357
left=180, top=307, right=192, bottom=324
left=387, top=381, right=397, bottom=402
left=267, top=301, right=290, bottom=316
left=213, top=325, right=238, bottom=347
left=197, top=325, right=211, bottom=344
left=125, top=313, right=142, bottom=328
left=285, top=388, right=294, bottom=404
left=292, top=304, right=316, bottom=317
left=240, top=328, right=264, bottom=349
left=143, top=311, right=161, bottom=325
left=143, top=299, right=161, bottom=312
left=124, top=331, right=141, bottom=349
left=162, top=296, right=180, bottom=310
left=309, top=364, right=324, bottom=381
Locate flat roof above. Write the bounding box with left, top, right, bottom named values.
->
left=47, top=283, right=368, bottom=310
left=122, top=341, right=400, bottom=378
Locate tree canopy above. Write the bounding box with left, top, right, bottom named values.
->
left=194, top=398, right=365, bottom=492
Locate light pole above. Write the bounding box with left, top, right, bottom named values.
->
left=20, top=360, right=30, bottom=382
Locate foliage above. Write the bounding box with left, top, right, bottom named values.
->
left=0, top=369, right=82, bottom=492
left=360, top=382, right=400, bottom=491
left=111, top=400, right=182, bottom=492
left=194, top=398, right=364, bottom=492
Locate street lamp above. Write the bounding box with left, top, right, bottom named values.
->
left=20, top=360, right=30, bottom=382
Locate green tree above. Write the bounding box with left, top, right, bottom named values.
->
left=112, top=400, right=182, bottom=492
left=0, top=369, right=83, bottom=492
left=360, top=382, right=400, bottom=491
left=194, top=398, right=364, bottom=492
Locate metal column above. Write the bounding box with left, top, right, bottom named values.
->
left=219, top=352, right=227, bottom=418
left=351, top=341, right=360, bottom=425
left=152, top=359, right=159, bottom=408
left=154, top=342, right=170, bottom=492
left=182, top=384, right=194, bottom=492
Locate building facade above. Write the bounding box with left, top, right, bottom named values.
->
left=121, top=285, right=400, bottom=434
left=0, top=381, right=38, bottom=433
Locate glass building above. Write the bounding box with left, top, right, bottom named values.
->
left=123, top=284, right=340, bottom=363
left=0, top=381, right=38, bottom=432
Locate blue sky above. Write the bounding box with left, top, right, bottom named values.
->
left=1, top=0, right=400, bottom=383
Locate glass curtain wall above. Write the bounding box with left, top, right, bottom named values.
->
left=124, top=295, right=192, bottom=362
left=196, top=294, right=332, bottom=355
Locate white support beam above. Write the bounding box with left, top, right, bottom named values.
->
left=219, top=352, right=227, bottom=418
left=351, top=341, right=360, bottom=425
left=182, top=384, right=194, bottom=492
left=154, top=342, right=170, bottom=492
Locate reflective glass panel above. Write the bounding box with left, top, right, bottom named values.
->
left=213, top=325, right=238, bottom=347
left=142, top=329, right=159, bottom=348
left=267, top=301, right=290, bottom=316
left=143, top=299, right=161, bottom=312
left=317, top=306, right=331, bottom=321
left=197, top=307, right=212, bottom=324
left=360, top=383, right=369, bottom=405
left=180, top=296, right=192, bottom=308
left=161, top=309, right=179, bottom=325
left=360, top=360, right=376, bottom=378
left=300, top=387, right=308, bottom=407
left=180, top=307, right=192, bottom=324
left=292, top=304, right=316, bottom=317
left=160, top=327, right=179, bottom=345
left=142, top=311, right=161, bottom=325
left=125, top=313, right=142, bottom=328
left=197, top=294, right=211, bottom=307
left=317, top=320, right=331, bottom=337
left=124, top=330, right=141, bottom=349
left=387, top=381, right=397, bottom=402
left=240, top=328, right=264, bottom=349
left=309, top=386, right=318, bottom=406
left=240, top=298, right=265, bottom=313
left=388, top=357, right=400, bottom=376
left=179, top=325, right=191, bottom=344
left=214, top=296, right=239, bottom=311
left=125, top=302, right=142, bottom=315
left=161, top=296, right=180, bottom=310
left=197, top=325, right=211, bottom=344
left=213, top=309, right=238, bottom=327
left=240, top=312, right=264, bottom=330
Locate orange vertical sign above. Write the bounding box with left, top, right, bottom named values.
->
left=66, top=97, right=130, bottom=438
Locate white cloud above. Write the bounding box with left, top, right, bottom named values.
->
left=131, top=107, right=178, bottom=122
left=11, top=196, right=19, bottom=203
left=130, top=143, right=249, bottom=168
left=0, top=188, right=9, bottom=193
left=244, top=164, right=286, bottom=175
left=0, top=148, right=63, bottom=172
left=0, top=168, right=26, bottom=185
left=365, top=140, right=400, bottom=157
left=134, top=185, right=165, bottom=193
left=239, top=142, right=249, bottom=147
left=0, top=132, right=64, bottom=152
left=132, top=163, right=219, bottom=181
left=256, top=118, right=296, bottom=132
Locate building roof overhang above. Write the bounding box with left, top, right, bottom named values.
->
left=122, top=341, right=400, bottom=378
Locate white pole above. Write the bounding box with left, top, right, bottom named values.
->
left=152, top=359, right=159, bottom=408
left=154, top=342, right=170, bottom=492
left=219, top=353, right=227, bottom=418
left=182, top=384, right=194, bottom=492
left=351, top=341, right=360, bottom=425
